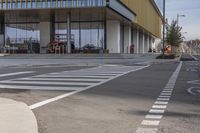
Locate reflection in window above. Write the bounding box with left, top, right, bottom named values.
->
left=5, top=23, right=40, bottom=53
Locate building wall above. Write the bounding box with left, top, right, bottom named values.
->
left=106, top=20, right=121, bottom=53
left=120, top=0, right=162, bottom=38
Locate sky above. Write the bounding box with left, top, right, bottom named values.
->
left=155, top=0, right=200, bottom=40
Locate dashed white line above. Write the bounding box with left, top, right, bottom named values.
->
left=159, top=95, right=171, bottom=98
left=145, top=114, right=163, bottom=119
left=136, top=62, right=182, bottom=132
left=149, top=109, right=165, bottom=114
left=154, top=101, right=168, bottom=105
left=141, top=120, right=160, bottom=126
left=160, top=93, right=172, bottom=96
left=157, top=98, right=170, bottom=101
left=162, top=91, right=173, bottom=93
left=136, top=127, right=158, bottom=133
left=152, top=105, right=167, bottom=109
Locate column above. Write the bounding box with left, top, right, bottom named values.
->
left=136, top=28, right=139, bottom=53
left=132, top=28, right=139, bottom=54
left=143, top=31, right=145, bottom=53
left=67, top=12, right=71, bottom=54
left=147, top=35, right=150, bottom=52
left=39, top=22, right=51, bottom=53
left=124, top=25, right=131, bottom=54
left=0, top=13, right=5, bottom=49
left=139, top=31, right=143, bottom=53
left=106, top=20, right=120, bottom=53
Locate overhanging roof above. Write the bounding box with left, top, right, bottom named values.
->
left=107, top=0, right=136, bottom=22
left=150, top=0, right=163, bottom=18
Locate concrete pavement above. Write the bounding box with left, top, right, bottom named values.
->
left=0, top=53, right=157, bottom=68
left=0, top=97, right=38, bottom=133
left=0, top=56, right=199, bottom=133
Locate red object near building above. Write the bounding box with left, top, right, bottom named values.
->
left=130, top=44, right=134, bottom=54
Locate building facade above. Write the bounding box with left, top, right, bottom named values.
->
left=0, top=0, right=162, bottom=54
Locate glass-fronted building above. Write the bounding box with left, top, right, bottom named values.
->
left=0, top=0, right=162, bottom=54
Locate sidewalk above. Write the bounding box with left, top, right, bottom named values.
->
left=0, top=98, right=38, bottom=133
left=0, top=53, right=158, bottom=68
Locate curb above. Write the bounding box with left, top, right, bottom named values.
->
left=0, top=97, right=38, bottom=133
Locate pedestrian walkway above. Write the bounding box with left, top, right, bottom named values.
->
left=0, top=65, right=149, bottom=109
left=0, top=65, right=144, bottom=91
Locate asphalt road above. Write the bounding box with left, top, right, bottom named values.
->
left=0, top=60, right=199, bottom=133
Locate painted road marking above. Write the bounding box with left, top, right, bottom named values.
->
left=141, top=120, right=160, bottom=126
left=136, top=128, right=158, bottom=133
left=149, top=109, right=165, bottom=114
left=0, top=84, right=84, bottom=91
left=0, top=80, right=96, bottom=86
left=162, top=91, right=172, bottom=93
left=136, top=62, right=182, bottom=132
left=159, top=95, right=171, bottom=98
left=145, top=114, right=163, bottom=119
left=0, top=71, right=34, bottom=77
left=157, top=98, right=170, bottom=101
left=187, top=87, right=200, bottom=95
left=29, top=65, right=150, bottom=109
left=20, top=77, right=105, bottom=82
left=34, top=75, right=111, bottom=79
left=152, top=105, right=167, bottom=109
left=48, top=73, right=118, bottom=76
left=154, top=101, right=168, bottom=105
left=160, top=93, right=172, bottom=96
left=163, top=88, right=173, bottom=91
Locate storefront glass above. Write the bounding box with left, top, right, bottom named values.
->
left=5, top=23, right=40, bottom=53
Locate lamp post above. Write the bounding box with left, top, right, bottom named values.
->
left=177, top=14, right=185, bottom=26
left=162, top=0, right=166, bottom=54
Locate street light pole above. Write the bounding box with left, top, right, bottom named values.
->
left=162, top=0, right=166, bottom=54
left=177, top=14, right=185, bottom=26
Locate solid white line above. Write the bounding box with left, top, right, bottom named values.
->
left=141, top=120, right=160, bottom=126
left=48, top=73, right=118, bottom=76
left=34, top=75, right=111, bottom=78
left=0, top=71, right=34, bottom=77
left=145, top=114, right=163, bottom=119
left=0, top=84, right=84, bottom=91
left=152, top=105, right=167, bottom=109
left=149, top=109, right=165, bottom=114
left=29, top=91, right=79, bottom=109
left=29, top=65, right=150, bottom=109
left=0, top=80, right=95, bottom=86
left=20, top=77, right=105, bottom=82
left=136, top=128, right=158, bottom=133
left=155, top=101, right=168, bottom=105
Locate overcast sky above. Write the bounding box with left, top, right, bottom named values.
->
left=155, top=0, right=200, bottom=40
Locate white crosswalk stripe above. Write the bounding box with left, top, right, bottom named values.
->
left=0, top=71, right=35, bottom=77
left=0, top=65, right=148, bottom=91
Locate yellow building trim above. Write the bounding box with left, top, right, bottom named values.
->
left=121, top=0, right=162, bottom=38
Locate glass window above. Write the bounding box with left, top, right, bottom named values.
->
left=22, top=0, right=26, bottom=8
left=5, top=23, right=40, bottom=54
left=32, top=0, right=36, bottom=8
left=80, top=22, right=104, bottom=49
